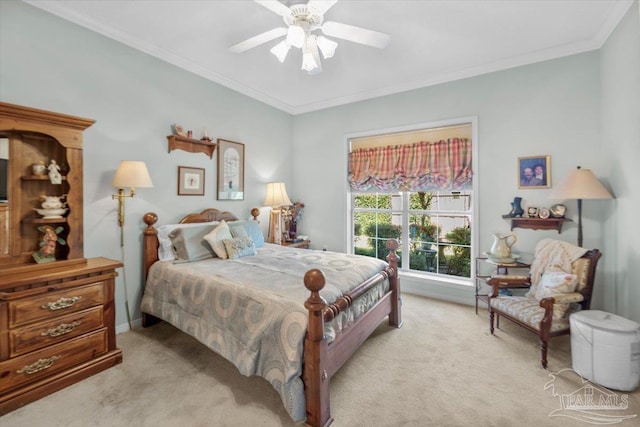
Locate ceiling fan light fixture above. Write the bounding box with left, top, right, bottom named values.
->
left=316, top=35, right=337, bottom=59
left=270, top=40, right=291, bottom=62
left=301, top=48, right=318, bottom=71
left=286, top=25, right=306, bottom=48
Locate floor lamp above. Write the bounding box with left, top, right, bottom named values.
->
left=550, top=166, right=613, bottom=247
left=111, top=160, right=153, bottom=329
left=263, top=182, right=292, bottom=244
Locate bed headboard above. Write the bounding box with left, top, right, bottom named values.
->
left=142, top=208, right=260, bottom=279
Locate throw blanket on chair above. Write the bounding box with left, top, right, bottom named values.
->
left=526, top=238, right=588, bottom=298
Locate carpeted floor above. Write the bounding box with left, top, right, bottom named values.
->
left=2, top=294, right=639, bottom=426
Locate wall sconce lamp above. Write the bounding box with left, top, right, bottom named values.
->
left=111, top=160, right=153, bottom=330
left=111, top=160, right=153, bottom=230
left=550, top=166, right=613, bottom=247
left=263, top=182, right=292, bottom=244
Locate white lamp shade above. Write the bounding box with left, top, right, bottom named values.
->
left=270, top=40, right=291, bottom=62
left=287, top=25, right=305, bottom=48
left=264, top=182, right=292, bottom=207
left=112, top=161, right=153, bottom=189
left=550, top=167, right=613, bottom=200
left=316, top=35, right=337, bottom=59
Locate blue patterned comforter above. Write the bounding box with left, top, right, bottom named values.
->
left=140, top=244, right=389, bottom=422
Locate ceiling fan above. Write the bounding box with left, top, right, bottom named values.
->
left=229, top=0, right=391, bottom=74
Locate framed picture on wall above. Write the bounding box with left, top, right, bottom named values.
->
left=217, top=139, right=244, bottom=200
left=178, top=166, right=205, bottom=196
left=518, top=155, right=551, bottom=189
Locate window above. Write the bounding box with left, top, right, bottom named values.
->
left=352, top=190, right=472, bottom=278
left=347, top=120, right=475, bottom=282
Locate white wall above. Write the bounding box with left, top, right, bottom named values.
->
left=600, top=1, right=640, bottom=323
left=292, top=53, right=604, bottom=296
left=0, top=1, right=293, bottom=329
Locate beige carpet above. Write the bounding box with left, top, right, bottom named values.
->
left=3, top=294, right=639, bottom=427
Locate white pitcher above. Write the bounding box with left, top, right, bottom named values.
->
left=490, top=233, right=517, bottom=259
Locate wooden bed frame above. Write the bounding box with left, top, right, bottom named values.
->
left=140, top=208, right=402, bottom=427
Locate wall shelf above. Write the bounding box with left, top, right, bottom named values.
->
left=167, top=135, right=216, bottom=158
left=21, top=175, right=67, bottom=181
left=503, top=217, right=571, bottom=233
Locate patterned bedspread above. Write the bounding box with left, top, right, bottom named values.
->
left=140, top=244, right=390, bottom=422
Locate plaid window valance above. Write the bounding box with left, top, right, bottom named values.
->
left=348, top=138, right=473, bottom=192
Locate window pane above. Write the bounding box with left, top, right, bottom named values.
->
left=409, top=192, right=436, bottom=211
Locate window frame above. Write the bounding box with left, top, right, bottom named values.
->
left=345, top=116, right=478, bottom=286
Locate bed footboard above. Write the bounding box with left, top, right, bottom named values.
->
left=303, top=239, right=401, bottom=427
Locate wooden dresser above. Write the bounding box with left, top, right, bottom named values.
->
left=0, top=102, right=123, bottom=414
left=0, top=258, right=123, bottom=414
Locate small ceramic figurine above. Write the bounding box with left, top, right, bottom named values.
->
left=32, top=161, right=46, bottom=176
left=32, top=225, right=66, bottom=263
left=48, top=160, right=62, bottom=184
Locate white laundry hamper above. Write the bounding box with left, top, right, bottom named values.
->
left=570, top=310, right=640, bottom=391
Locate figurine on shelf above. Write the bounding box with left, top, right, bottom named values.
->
left=48, top=160, right=62, bottom=184
left=32, top=225, right=66, bottom=264
left=201, top=127, right=212, bottom=142
left=502, top=196, right=524, bottom=218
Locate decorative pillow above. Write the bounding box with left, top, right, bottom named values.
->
left=157, top=221, right=218, bottom=261
left=203, top=220, right=233, bottom=259
left=534, top=271, right=578, bottom=319
left=222, top=236, right=257, bottom=260
left=231, top=220, right=265, bottom=248
left=169, top=225, right=216, bottom=263
left=229, top=222, right=249, bottom=238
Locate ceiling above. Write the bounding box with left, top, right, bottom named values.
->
left=25, top=0, right=633, bottom=115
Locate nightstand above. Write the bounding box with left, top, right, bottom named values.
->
left=281, top=239, right=311, bottom=249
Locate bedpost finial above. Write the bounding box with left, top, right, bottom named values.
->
left=143, top=212, right=158, bottom=227
left=304, top=268, right=326, bottom=292
left=250, top=207, right=260, bottom=221
left=385, top=239, right=398, bottom=251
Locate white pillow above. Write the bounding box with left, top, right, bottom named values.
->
left=204, top=220, right=233, bottom=259
left=535, top=271, right=578, bottom=319
left=535, top=271, right=578, bottom=300
left=157, top=221, right=219, bottom=261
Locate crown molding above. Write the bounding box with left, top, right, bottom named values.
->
left=24, top=0, right=635, bottom=116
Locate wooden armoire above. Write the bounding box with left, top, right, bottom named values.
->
left=0, top=102, right=123, bottom=414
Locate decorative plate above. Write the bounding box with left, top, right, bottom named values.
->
left=539, top=208, right=550, bottom=219
left=550, top=204, right=566, bottom=218
left=173, top=124, right=187, bottom=137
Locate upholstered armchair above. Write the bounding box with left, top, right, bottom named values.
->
left=487, top=239, right=602, bottom=368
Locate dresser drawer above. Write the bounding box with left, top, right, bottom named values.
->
left=8, top=282, right=104, bottom=328
left=0, top=328, right=107, bottom=394
left=9, top=306, right=104, bottom=357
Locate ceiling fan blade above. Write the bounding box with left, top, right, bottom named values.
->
left=229, top=27, right=288, bottom=53
left=254, top=0, right=291, bottom=16
left=307, top=0, right=338, bottom=15
left=322, top=21, right=390, bottom=49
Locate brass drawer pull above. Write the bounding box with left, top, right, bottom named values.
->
left=41, top=296, right=82, bottom=311
left=17, top=356, right=61, bottom=375
left=41, top=321, right=82, bottom=337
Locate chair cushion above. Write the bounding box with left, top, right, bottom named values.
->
left=489, top=296, right=571, bottom=333
left=572, top=258, right=591, bottom=293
